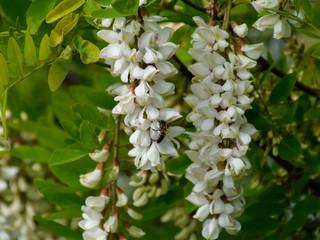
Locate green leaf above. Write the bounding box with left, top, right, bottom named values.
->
left=291, top=175, right=309, bottom=202
left=301, top=0, right=313, bottom=19
left=72, top=103, right=107, bottom=129
left=293, top=0, right=300, bottom=14
left=293, top=195, right=320, bottom=215
left=46, top=0, right=85, bottom=23
left=91, top=7, right=131, bottom=18
left=39, top=34, right=51, bottom=61
left=50, top=155, right=95, bottom=187
left=269, top=73, right=296, bottom=105
left=83, top=0, right=101, bottom=27
left=35, top=216, right=82, bottom=239
left=50, top=149, right=89, bottom=166
left=242, top=218, right=281, bottom=233
left=111, top=0, right=139, bottom=14
left=166, top=155, right=191, bottom=175
left=306, top=109, right=320, bottom=119
left=34, top=179, right=83, bottom=212
left=171, top=25, right=191, bottom=44
left=36, top=118, right=69, bottom=149
left=48, top=45, right=73, bottom=92
left=86, top=91, right=116, bottom=110
left=45, top=210, right=82, bottom=220
left=60, top=120, right=80, bottom=139
left=7, top=37, right=23, bottom=76
left=26, top=0, right=56, bottom=34
left=285, top=214, right=308, bottom=232
left=245, top=201, right=285, bottom=217
left=80, top=120, right=99, bottom=150
left=0, top=53, right=9, bottom=92
left=278, top=135, right=301, bottom=161
left=11, top=146, right=52, bottom=163
left=296, top=29, right=320, bottom=39
left=94, top=0, right=112, bottom=4
left=50, top=13, right=79, bottom=47
left=73, top=36, right=100, bottom=64
left=24, top=33, right=37, bottom=66
left=184, top=181, right=197, bottom=213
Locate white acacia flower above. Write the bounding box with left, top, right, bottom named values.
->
left=127, top=226, right=146, bottom=238
left=104, top=215, right=118, bottom=233
left=233, top=23, right=248, bottom=38
left=89, top=150, right=109, bottom=162
left=252, top=0, right=304, bottom=39
left=85, top=196, right=109, bottom=212
left=202, top=218, right=220, bottom=240
left=80, top=169, right=102, bottom=189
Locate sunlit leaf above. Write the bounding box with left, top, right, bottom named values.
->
left=24, top=33, right=37, bottom=66
left=7, top=37, right=23, bottom=76
left=91, top=7, right=131, bottom=18
left=111, top=0, right=139, bottom=14
left=26, top=0, right=56, bottom=34
left=39, top=34, right=51, bottom=61
left=73, top=36, right=100, bottom=64
left=80, top=120, right=99, bottom=150
left=50, top=149, right=89, bottom=166
left=48, top=45, right=73, bottom=92
left=0, top=53, right=9, bottom=93
left=11, top=146, right=52, bottom=163
left=72, top=103, right=107, bottom=129
left=50, top=13, right=79, bottom=47
left=46, top=0, right=85, bottom=23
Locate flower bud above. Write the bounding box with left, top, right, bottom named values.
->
left=126, top=208, right=143, bottom=220
left=233, top=23, right=248, bottom=38
left=148, top=171, right=159, bottom=184
left=104, top=215, right=118, bottom=233
left=116, top=191, right=128, bottom=208
left=126, top=225, right=146, bottom=238
left=89, top=149, right=109, bottom=162
left=85, top=196, right=109, bottom=212
left=80, top=169, right=102, bottom=188
left=110, top=166, right=119, bottom=181
left=133, top=192, right=148, bottom=207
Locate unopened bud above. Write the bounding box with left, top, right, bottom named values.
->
left=129, top=171, right=147, bottom=187
left=126, top=207, right=143, bottom=220
left=104, top=214, right=118, bottom=233
left=85, top=196, right=109, bottom=212
left=147, top=186, right=156, bottom=198
left=133, top=187, right=145, bottom=202
left=175, top=228, right=189, bottom=240
left=116, top=191, right=128, bottom=208
left=89, top=149, right=109, bottom=162
left=110, top=166, right=119, bottom=180
left=233, top=23, right=248, bottom=38
left=133, top=192, right=148, bottom=207
left=80, top=169, right=102, bottom=188
left=127, top=225, right=146, bottom=238
left=148, top=171, right=159, bottom=184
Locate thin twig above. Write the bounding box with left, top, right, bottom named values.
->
left=111, top=116, right=120, bottom=211
left=257, top=57, right=320, bottom=99
left=222, top=0, right=232, bottom=30
left=181, top=0, right=207, bottom=12
left=173, top=55, right=193, bottom=80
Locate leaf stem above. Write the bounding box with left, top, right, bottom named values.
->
left=222, top=0, right=232, bottom=30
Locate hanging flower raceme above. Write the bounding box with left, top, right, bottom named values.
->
left=98, top=13, right=184, bottom=171
left=184, top=17, right=262, bottom=240
left=251, top=0, right=304, bottom=39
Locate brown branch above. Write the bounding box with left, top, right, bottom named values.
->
left=173, top=55, right=193, bottom=80
left=257, top=57, right=320, bottom=99
left=180, top=0, right=207, bottom=12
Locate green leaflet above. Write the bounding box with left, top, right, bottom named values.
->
left=46, top=0, right=85, bottom=23
left=48, top=45, right=73, bottom=92
left=26, top=0, right=56, bottom=34
left=50, top=13, right=79, bottom=47
left=7, top=37, right=23, bottom=76
left=73, top=36, right=100, bottom=64
left=24, top=33, right=37, bottom=66
left=39, top=34, right=51, bottom=61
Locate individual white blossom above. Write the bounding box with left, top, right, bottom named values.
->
left=99, top=15, right=184, bottom=171
left=185, top=17, right=261, bottom=239
left=251, top=0, right=304, bottom=39
left=80, top=169, right=102, bottom=188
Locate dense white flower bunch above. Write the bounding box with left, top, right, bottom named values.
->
left=184, top=17, right=262, bottom=239
left=98, top=14, right=184, bottom=171
left=0, top=154, right=53, bottom=240
left=251, top=0, right=304, bottom=39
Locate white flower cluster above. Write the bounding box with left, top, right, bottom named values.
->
left=98, top=15, right=184, bottom=170
left=0, top=155, right=54, bottom=240
left=184, top=17, right=261, bottom=239
left=251, top=0, right=304, bottom=39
